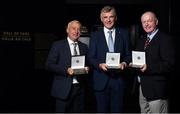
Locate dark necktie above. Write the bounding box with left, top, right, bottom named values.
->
left=144, top=37, right=150, bottom=50
left=108, top=31, right=114, bottom=52
left=72, top=42, right=79, bottom=83
left=73, top=42, right=78, bottom=56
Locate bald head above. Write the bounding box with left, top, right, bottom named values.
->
left=141, top=11, right=157, bottom=22
left=141, top=11, right=158, bottom=33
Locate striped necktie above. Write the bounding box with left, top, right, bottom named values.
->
left=144, top=37, right=150, bottom=50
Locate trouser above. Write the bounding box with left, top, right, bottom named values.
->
left=139, top=85, right=168, bottom=113
left=95, top=77, right=125, bottom=113
left=55, top=84, right=84, bottom=112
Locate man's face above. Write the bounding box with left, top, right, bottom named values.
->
left=67, top=22, right=81, bottom=41
left=141, top=12, right=158, bottom=33
left=101, top=10, right=117, bottom=29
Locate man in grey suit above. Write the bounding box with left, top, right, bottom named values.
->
left=46, top=20, right=89, bottom=112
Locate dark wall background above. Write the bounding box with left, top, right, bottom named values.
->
left=0, top=0, right=180, bottom=112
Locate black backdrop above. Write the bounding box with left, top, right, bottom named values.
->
left=0, top=0, right=180, bottom=112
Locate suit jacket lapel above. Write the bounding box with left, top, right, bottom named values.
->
left=145, top=31, right=159, bottom=50
left=64, top=39, right=71, bottom=65
left=78, top=42, right=83, bottom=55
left=114, top=28, right=122, bottom=52
left=100, top=29, right=109, bottom=52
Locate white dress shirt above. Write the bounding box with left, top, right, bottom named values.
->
left=67, top=37, right=80, bottom=84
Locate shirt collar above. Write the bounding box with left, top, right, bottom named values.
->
left=67, top=37, right=78, bottom=45
left=147, top=29, right=159, bottom=40
left=104, top=27, right=115, bottom=33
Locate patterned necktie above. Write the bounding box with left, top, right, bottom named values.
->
left=73, top=42, right=78, bottom=55
left=108, top=31, right=114, bottom=52
left=144, top=37, right=150, bottom=50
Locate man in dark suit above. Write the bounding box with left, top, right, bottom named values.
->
left=46, top=20, right=89, bottom=112
left=130, top=11, right=175, bottom=113
left=88, top=6, right=131, bottom=112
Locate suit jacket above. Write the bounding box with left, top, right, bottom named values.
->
left=88, top=27, right=131, bottom=91
left=135, top=30, right=175, bottom=100
left=46, top=39, right=88, bottom=100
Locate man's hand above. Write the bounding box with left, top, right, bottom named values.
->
left=140, top=64, right=147, bottom=72
left=84, top=66, right=89, bottom=73
left=119, top=62, right=127, bottom=70
left=99, top=63, right=108, bottom=71
left=67, top=67, right=74, bottom=76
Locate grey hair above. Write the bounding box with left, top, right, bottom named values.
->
left=100, top=6, right=117, bottom=18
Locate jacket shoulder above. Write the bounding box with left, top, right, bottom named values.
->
left=51, top=39, right=67, bottom=47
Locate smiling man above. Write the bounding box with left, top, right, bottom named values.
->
left=88, top=6, right=131, bottom=113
